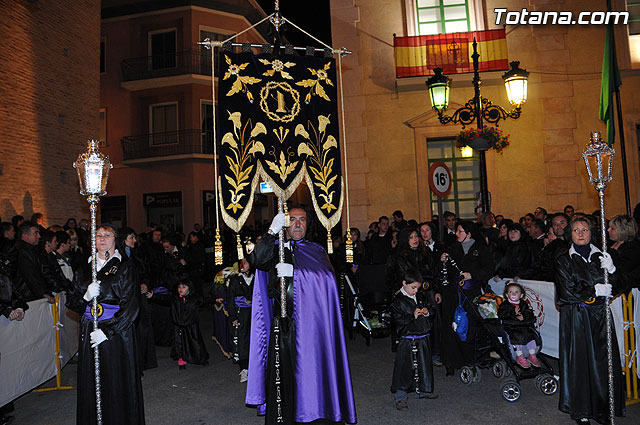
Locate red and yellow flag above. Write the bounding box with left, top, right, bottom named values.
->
left=394, top=29, right=509, bottom=78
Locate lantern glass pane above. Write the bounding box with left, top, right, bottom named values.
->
left=429, top=83, right=449, bottom=111
left=505, top=77, right=527, bottom=107
left=85, top=160, right=103, bottom=194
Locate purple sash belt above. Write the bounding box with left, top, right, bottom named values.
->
left=461, top=279, right=481, bottom=290
left=402, top=334, right=429, bottom=340
left=153, top=286, right=170, bottom=294
left=235, top=296, right=251, bottom=308
left=84, top=303, right=120, bottom=321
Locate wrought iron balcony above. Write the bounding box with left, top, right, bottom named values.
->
left=121, top=129, right=214, bottom=161
left=121, top=50, right=214, bottom=82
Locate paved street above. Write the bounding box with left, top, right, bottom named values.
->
left=9, top=309, right=640, bottom=425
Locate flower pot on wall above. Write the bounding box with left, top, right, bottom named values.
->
left=468, top=137, right=490, bottom=151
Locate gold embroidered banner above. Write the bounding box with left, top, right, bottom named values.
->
left=217, top=51, right=343, bottom=234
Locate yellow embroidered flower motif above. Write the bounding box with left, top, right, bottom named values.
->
left=223, top=55, right=262, bottom=103
left=259, top=58, right=296, bottom=80
left=265, top=150, right=298, bottom=182
left=295, top=61, right=334, bottom=104
left=221, top=111, right=266, bottom=213
left=294, top=115, right=338, bottom=213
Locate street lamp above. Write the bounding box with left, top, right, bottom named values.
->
left=426, top=39, right=528, bottom=213
left=73, top=139, right=112, bottom=425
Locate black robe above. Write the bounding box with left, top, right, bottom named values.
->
left=228, top=273, right=254, bottom=365
left=555, top=246, right=625, bottom=422
left=610, top=239, right=640, bottom=291
left=126, top=247, right=157, bottom=371
left=151, top=291, right=209, bottom=365
left=497, top=299, right=537, bottom=346
left=390, top=291, right=435, bottom=394
left=67, top=254, right=145, bottom=425
left=494, top=239, right=533, bottom=279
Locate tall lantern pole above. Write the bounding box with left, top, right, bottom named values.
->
left=582, top=131, right=616, bottom=424
left=74, top=139, right=112, bottom=425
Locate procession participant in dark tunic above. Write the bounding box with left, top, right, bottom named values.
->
left=228, top=257, right=254, bottom=382
left=390, top=269, right=437, bottom=410
left=608, top=214, right=640, bottom=291
left=67, top=223, right=145, bottom=425
left=147, top=277, right=209, bottom=369
left=184, top=231, right=206, bottom=297
left=246, top=207, right=357, bottom=424
left=439, top=221, right=494, bottom=376
left=493, top=223, right=533, bottom=280
left=555, top=216, right=625, bottom=424
left=119, top=227, right=157, bottom=372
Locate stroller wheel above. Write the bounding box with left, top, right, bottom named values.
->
left=501, top=380, right=521, bottom=402
left=492, top=361, right=506, bottom=379
left=537, top=374, right=558, bottom=396
left=460, top=366, right=474, bottom=385
left=472, top=366, right=482, bottom=384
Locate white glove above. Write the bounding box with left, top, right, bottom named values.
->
left=599, top=252, right=616, bottom=274
left=594, top=283, right=613, bottom=297
left=269, top=213, right=286, bottom=235
left=83, top=282, right=101, bottom=301
left=90, top=329, right=108, bottom=348
left=276, top=263, right=294, bottom=278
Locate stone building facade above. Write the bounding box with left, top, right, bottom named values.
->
left=0, top=0, right=101, bottom=225
left=331, top=0, right=640, bottom=232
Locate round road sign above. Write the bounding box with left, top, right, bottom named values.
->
left=428, top=161, right=452, bottom=198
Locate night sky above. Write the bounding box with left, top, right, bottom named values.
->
left=256, top=0, right=332, bottom=48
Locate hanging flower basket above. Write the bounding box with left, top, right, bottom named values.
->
left=456, top=126, right=510, bottom=154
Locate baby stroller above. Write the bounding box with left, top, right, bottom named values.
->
left=458, top=288, right=558, bottom=402
left=339, top=265, right=392, bottom=346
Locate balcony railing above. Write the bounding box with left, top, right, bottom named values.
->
left=121, top=50, right=215, bottom=82
left=122, top=129, right=214, bottom=161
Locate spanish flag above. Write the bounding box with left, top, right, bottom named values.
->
left=394, top=29, right=509, bottom=78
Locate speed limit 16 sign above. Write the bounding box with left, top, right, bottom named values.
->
left=428, top=162, right=452, bottom=198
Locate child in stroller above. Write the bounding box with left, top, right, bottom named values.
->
left=497, top=282, right=541, bottom=369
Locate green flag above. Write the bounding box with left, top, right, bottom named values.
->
left=598, top=0, right=622, bottom=147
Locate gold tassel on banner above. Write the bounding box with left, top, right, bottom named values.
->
left=214, top=228, right=223, bottom=265
left=236, top=234, right=244, bottom=261
left=327, top=229, right=333, bottom=254
left=345, top=231, right=353, bottom=263
left=283, top=202, right=290, bottom=227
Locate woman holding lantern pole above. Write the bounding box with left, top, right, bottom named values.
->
left=555, top=216, right=625, bottom=424
left=67, top=223, right=145, bottom=425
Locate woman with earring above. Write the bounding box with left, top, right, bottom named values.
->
left=68, top=223, right=145, bottom=425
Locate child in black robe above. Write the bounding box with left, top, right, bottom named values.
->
left=390, top=269, right=437, bottom=410
left=147, top=277, right=209, bottom=369
left=498, top=282, right=541, bottom=369
left=228, top=257, right=254, bottom=382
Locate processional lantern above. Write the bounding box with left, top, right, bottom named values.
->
left=74, top=139, right=112, bottom=196
left=73, top=139, right=112, bottom=425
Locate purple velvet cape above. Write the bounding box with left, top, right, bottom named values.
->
left=245, top=239, right=357, bottom=424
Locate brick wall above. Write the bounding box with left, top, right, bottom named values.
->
left=0, top=0, right=101, bottom=227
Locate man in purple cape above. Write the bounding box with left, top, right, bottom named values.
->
left=245, top=207, right=357, bottom=424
